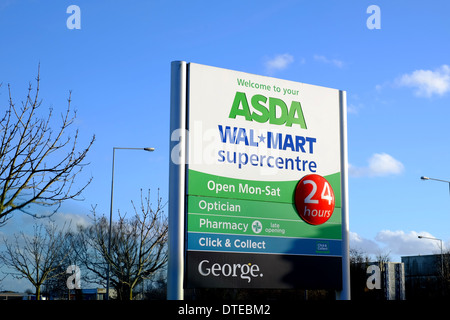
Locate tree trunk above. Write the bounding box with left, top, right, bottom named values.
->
left=36, top=285, right=41, bottom=300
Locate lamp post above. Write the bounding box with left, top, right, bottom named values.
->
left=106, top=147, right=154, bottom=300
left=418, top=235, right=444, bottom=277
left=419, top=176, right=449, bottom=294
left=420, top=176, right=450, bottom=195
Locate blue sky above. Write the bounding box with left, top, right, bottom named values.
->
left=1, top=0, right=450, bottom=290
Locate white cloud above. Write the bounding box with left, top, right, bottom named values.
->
left=48, top=211, right=92, bottom=231
left=347, top=94, right=364, bottom=115
left=350, top=230, right=447, bottom=262
left=0, top=211, right=91, bottom=240
left=347, top=104, right=360, bottom=114
left=350, top=231, right=380, bottom=254
left=349, top=153, right=404, bottom=177
left=313, top=54, right=344, bottom=68
left=375, top=230, right=442, bottom=256
left=264, top=53, right=294, bottom=74
left=368, top=153, right=404, bottom=176
left=396, top=65, right=450, bottom=97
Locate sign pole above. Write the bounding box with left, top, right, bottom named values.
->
left=336, top=90, right=351, bottom=300
left=167, top=61, right=187, bottom=300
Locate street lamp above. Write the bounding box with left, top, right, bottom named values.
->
left=420, top=176, right=450, bottom=195
left=106, top=147, right=155, bottom=300
left=418, top=235, right=444, bottom=276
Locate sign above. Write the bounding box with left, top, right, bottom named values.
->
left=295, top=174, right=335, bottom=225
left=168, top=61, right=350, bottom=298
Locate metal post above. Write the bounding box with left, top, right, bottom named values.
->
left=167, top=61, right=187, bottom=300
left=106, top=147, right=116, bottom=300
left=418, top=235, right=444, bottom=277
left=337, top=90, right=351, bottom=300
left=106, top=147, right=154, bottom=300
left=420, top=176, right=450, bottom=196
left=440, top=239, right=444, bottom=277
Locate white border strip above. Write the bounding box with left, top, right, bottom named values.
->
left=337, top=90, right=351, bottom=300
left=167, top=61, right=187, bottom=300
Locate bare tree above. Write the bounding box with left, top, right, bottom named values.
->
left=375, top=249, right=391, bottom=264
left=0, top=67, right=95, bottom=226
left=0, top=222, right=71, bottom=300
left=42, top=229, right=80, bottom=299
left=350, top=247, right=371, bottom=265
left=76, top=189, right=168, bottom=300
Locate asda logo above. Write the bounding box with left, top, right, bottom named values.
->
left=229, top=92, right=307, bottom=128
left=197, top=259, right=263, bottom=283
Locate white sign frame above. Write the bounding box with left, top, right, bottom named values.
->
left=168, top=61, right=350, bottom=300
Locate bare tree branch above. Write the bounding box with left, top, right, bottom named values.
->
left=75, top=189, right=168, bottom=300
left=0, top=222, right=71, bottom=300
left=0, top=66, right=95, bottom=226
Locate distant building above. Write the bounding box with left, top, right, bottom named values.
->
left=67, top=288, right=107, bottom=300
left=401, top=254, right=449, bottom=299
left=0, top=292, right=38, bottom=300
left=351, top=262, right=405, bottom=300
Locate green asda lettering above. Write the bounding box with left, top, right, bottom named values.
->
left=228, top=92, right=307, bottom=128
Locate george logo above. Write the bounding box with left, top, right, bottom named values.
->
left=197, top=260, right=263, bottom=283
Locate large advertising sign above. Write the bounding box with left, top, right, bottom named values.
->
left=168, top=61, right=349, bottom=297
